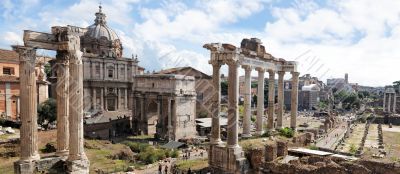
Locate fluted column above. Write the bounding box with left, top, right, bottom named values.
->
left=277, top=71, right=285, bottom=129
left=267, top=70, right=275, bottom=131
left=168, top=97, right=173, bottom=141
left=290, top=72, right=299, bottom=130
left=210, top=62, right=222, bottom=144
left=256, top=68, right=265, bottom=135
left=68, top=42, right=88, bottom=164
left=394, top=93, right=397, bottom=113
left=227, top=60, right=239, bottom=147
left=242, top=65, right=252, bottom=137
left=383, top=93, right=386, bottom=112
left=56, top=53, right=69, bottom=157
left=14, top=46, right=40, bottom=162
left=388, top=93, right=392, bottom=113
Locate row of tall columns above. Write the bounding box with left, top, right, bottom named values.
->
left=384, top=93, right=397, bottom=113
left=241, top=67, right=298, bottom=135
left=14, top=40, right=88, bottom=172
left=14, top=46, right=40, bottom=162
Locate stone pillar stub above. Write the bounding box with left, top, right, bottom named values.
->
left=267, top=70, right=275, bottom=131
left=55, top=52, right=70, bottom=157
left=290, top=72, right=299, bottom=130
left=242, top=65, right=252, bottom=137
left=210, top=61, right=222, bottom=144
left=277, top=71, right=285, bottom=129
left=256, top=67, right=265, bottom=135
left=13, top=46, right=40, bottom=163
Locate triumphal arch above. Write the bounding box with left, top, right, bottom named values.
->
left=204, top=38, right=299, bottom=173
left=13, top=26, right=89, bottom=173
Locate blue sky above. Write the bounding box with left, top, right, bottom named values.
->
left=1, top=0, right=400, bottom=87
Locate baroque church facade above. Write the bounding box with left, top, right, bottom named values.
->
left=51, top=6, right=144, bottom=114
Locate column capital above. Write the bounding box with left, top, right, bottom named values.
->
left=209, top=60, right=222, bottom=67
left=226, top=59, right=239, bottom=67
left=256, top=67, right=265, bottom=72
left=278, top=71, right=285, bottom=77
left=12, top=45, right=36, bottom=62
left=267, top=69, right=275, bottom=75
left=241, top=65, right=252, bottom=72
left=291, top=71, right=300, bottom=77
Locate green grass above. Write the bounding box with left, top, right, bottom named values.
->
left=0, top=134, right=9, bottom=140
left=175, top=158, right=208, bottom=171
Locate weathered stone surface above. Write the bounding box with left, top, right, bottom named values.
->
left=276, top=141, right=288, bottom=157
left=265, top=143, right=277, bottom=162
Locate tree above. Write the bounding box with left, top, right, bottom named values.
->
left=221, top=81, right=228, bottom=96
left=37, top=98, right=57, bottom=127
left=393, top=81, right=400, bottom=93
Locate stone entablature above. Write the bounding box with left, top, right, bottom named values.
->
left=134, top=74, right=196, bottom=95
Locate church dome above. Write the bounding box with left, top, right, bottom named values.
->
left=82, top=5, right=123, bottom=58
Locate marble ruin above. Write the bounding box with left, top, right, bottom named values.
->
left=13, top=25, right=89, bottom=173
left=383, top=86, right=398, bottom=114
left=132, top=74, right=197, bottom=141
left=204, top=38, right=299, bottom=173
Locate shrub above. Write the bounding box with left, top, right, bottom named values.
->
left=279, top=127, right=295, bottom=138
left=122, top=141, right=150, bottom=153
left=349, top=144, right=358, bottom=154
left=171, top=149, right=180, bottom=158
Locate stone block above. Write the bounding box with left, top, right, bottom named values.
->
left=276, top=141, right=288, bottom=157
left=265, top=143, right=277, bottom=162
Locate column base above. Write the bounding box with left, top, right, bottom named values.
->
left=241, top=133, right=252, bottom=138
left=56, top=150, right=69, bottom=158
left=210, top=138, right=223, bottom=145
left=209, top=144, right=248, bottom=174
left=255, top=130, right=264, bottom=136
left=14, top=160, right=36, bottom=174
left=67, top=158, right=90, bottom=174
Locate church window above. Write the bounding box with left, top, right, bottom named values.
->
left=95, top=65, right=100, bottom=75
left=108, top=69, right=113, bottom=78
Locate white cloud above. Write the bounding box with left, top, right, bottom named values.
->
left=3, top=32, right=22, bottom=45
left=263, top=0, right=400, bottom=86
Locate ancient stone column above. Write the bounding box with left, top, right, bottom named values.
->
left=14, top=46, right=40, bottom=162
left=277, top=71, right=285, bottom=129
left=242, top=65, right=252, bottom=137
left=388, top=93, right=391, bottom=113
left=56, top=52, right=69, bottom=157
left=140, top=95, right=148, bottom=134
left=227, top=60, right=239, bottom=147
left=100, top=88, right=104, bottom=110
left=210, top=62, right=222, bottom=144
left=290, top=72, right=299, bottom=130
left=256, top=67, right=265, bottom=135
left=383, top=93, right=386, bottom=112
left=92, top=88, right=96, bottom=110
left=168, top=97, right=173, bottom=141
left=267, top=70, right=275, bottom=131
left=67, top=35, right=89, bottom=173
left=393, top=93, right=397, bottom=113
